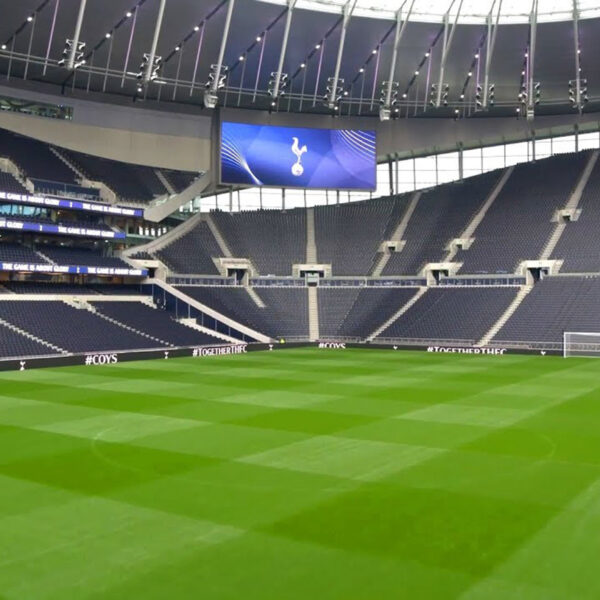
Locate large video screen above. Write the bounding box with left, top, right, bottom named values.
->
left=220, top=122, right=376, bottom=190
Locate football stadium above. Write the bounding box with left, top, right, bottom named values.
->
left=1, top=0, right=600, bottom=597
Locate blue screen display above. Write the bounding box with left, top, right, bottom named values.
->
left=221, top=122, right=376, bottom=190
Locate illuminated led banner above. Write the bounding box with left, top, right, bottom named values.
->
left=0, top=262, right=148, bottom=276
left=220, top=122, right=376, bottom=190
left=0, top=218, right=126, bottom=239
left=0, top=191, right=143, bottom=217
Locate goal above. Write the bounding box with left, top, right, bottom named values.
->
left=563, top=332, right=600, bottom=358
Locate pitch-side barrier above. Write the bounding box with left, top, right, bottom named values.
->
left=0, top=339, right=563, bottom=372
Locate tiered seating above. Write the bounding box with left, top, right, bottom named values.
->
left=130, top=250, right=153, bottom=260
left=551, top=158, right=600, bottom=272
left=494, top=276, right=600, bottom=344
left=0, top=214, right=115, bottom=233
left=93, top=302, right=221, bottom=346
left=0, top=243, right=48, bottom=265
left=382, top=172, right=501, bottom=276
left=0, top=129, right=76, bottom=183
left=39, top=246, right=130, bottom=269
left=4, top=282, right=98, bottom=295
left=378, top=287, right=518, bottom=343
left=0, top=322, right=55, bottom=358
left=256, top=288, right=308, bottom=338
left=61, top=150, right=167, bottom=203
left=179, top=286, right=272, bottom=334
left=0, top=301, right=161, bottom=352
left=457, top=153, right=589, bottom=274
left=371, top=197, right=411, bottom=269
left=319, top=288, right=420, bottom=339
left=0, top=213, right=53, bottom=225
left=92, top=284, right=144, bottom=295
left=0, top=171, right=28, bottom=194
left=318, top=289, right=361, bottom=337
left=178, top=286, right=308, bottom=339
left=314, top=198, right=402, bottom=275
left=3, top=282, right=144, bottom=295
left=32, top=180, right=100, bottom=199
left=156, top=222, right=221, bottom=274
left=212, top=210, right=306, bottom=275
left=161, top=170, right=197, bottom=193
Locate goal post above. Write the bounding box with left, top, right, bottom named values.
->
left=563, top=332, right=600, bottom=358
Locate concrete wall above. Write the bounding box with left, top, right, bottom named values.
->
left=0, top=84, right=212, bottom=172
left=221, top=107, right=600, bottom=159
left=0, top=83, right=599, bottom=172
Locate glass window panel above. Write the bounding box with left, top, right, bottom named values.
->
left=436, top=152, right=459, bottom=184
left=535, top=137, right=552, bottom=160
left=462, top=148, right=482, bottom=178
left=375, top=163, right=390, bottom=197
left=284, top=189, right=305, bottom=209
left=482, top=144, right=505, bottom=172
left=579, top=132, right=600, bottom=151
left=504, top=141, right=529, bottom=166
left=552, top=134, right=576, bottom=155
left=414, top=155, right=437, bottom=189
left=396, top=159, right=415, bottom=193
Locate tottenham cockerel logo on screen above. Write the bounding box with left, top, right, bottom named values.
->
left=291, top=137, right=307, bottom=177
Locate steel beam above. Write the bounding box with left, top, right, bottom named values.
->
left=43, top=0, right=60, bottom=76
left=527, top=0, right=538, bottom=117
left=210, top=0, right=236, bottom=95
left=327, top=0, right=356, bottom=109
left=482, top=0, right=502, bottom=108
left=144, top=0, right=166, bottom=83
left=67, top=0, right=87, bottom=70
left=381, top=0, right=415, bottom=117
left=573, top=0, right=582, bottom=111
left=272, top=0, right=297, bottom=98
left=435, top=0, right=464, bottom=107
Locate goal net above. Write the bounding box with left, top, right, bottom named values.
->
left=563, top=332, right=600, bottom=358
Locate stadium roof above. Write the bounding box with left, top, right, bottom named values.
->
left=258, top=0, right=600, bottom=24
left=0, top=0, right=598, bottom=118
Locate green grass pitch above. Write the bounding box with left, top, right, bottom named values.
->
left=1, top=347, right=600, bottom=599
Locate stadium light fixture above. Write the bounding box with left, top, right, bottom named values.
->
left=379, top=80, right=398, bottom=121
left=59, top=39, right=86, bottom=69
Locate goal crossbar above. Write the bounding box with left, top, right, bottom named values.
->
left=563, top=331, right=600, bottom=358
